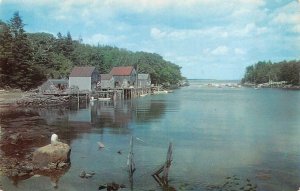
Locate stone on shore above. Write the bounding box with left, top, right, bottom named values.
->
left=32, top=142, right=71, bottom=170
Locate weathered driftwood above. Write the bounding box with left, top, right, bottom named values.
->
left=127, top=136, right=136, bottom=177
left=152, top=142, right=173, bottom=186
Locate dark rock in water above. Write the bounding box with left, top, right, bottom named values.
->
left=206, top=176, right=258, bottom=191
left=98, top=182, right=125, bottom=191
left=79, top=170, right=95, bottom=178
left=107, top=182, right=120, bottom=191
left=99, top=184, right=107, bottom=190
left=85, top=173, right=93, bottom=178
left=32, top=142, right=71, bottom=170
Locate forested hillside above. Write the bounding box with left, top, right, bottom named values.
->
left=0, top=12, right=184, bottom=90
left=242, top=60, right=300, bottom=86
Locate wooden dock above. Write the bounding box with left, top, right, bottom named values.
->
left=42, top=87, right=151, bottom=103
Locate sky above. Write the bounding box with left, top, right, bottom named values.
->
left=0, top=0, right=299, bottom=79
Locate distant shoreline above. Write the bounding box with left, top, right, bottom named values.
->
left=242, top=83, right=300, bottom=90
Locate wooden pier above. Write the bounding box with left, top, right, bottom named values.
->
left=42, top=87, right=151, bottom=103
left=91, top=87, right=151, bottom=100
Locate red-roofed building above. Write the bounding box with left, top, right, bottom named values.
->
left=69, top=66, right=99, bottom=91
left=110, top=66, right=137, bottom=88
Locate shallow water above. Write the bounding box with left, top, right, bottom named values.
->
left=1, top=80, right=300, bottom=191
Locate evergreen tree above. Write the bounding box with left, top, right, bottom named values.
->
left=0, top=21, right=14, bottom=87
left=9, top=12, right=34, bottom=89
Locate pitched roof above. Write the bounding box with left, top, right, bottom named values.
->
left=100, top=74, right=113, bottom=80
left=138, top=74, right=150, bottom=80
left=69, top=66, right=96, bottom=77
left=110, top=66, right=134, bottom=76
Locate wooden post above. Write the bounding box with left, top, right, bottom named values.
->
left=77, top=90, right=79, bottom=109
left=127, top=136, right=135, bottom=177
left=162, top=142, right=172, bottom=183
left=152, top=142, right=173, bottom=186
left=85, top=93, right=88, bottom=106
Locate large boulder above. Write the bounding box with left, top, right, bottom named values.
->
left=32, top=142, right=71, bottom=170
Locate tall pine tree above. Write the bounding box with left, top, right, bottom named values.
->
left=0, top=21, right=14, bottom=87
left=9, top=12, right=34, bottom=89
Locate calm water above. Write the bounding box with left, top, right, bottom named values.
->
left=1, top=80, right=300, bottom=191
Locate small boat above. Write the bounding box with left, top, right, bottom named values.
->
left=90, top=96, right=96, bottom=102
left=97, top=141, right=105, bottom=148
left=98, top=97, right=111, bottom=101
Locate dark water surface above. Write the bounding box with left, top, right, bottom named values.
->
left=1, top=80, right=300, bottom=191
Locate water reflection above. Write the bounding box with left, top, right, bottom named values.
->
left=2, top=84, right=299, bottom=191
left=0, top=98, right=167, bottom=187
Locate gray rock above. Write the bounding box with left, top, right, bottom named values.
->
left=58, top=162, right=68, bottom=169
left=79, top=170, right=86, bottom=178
left=18, top=172, right=28, bottom=177
left=32, top=142, right=71, bottom=170
left=9, top=133, right=21, bottom=144
left=85, top=173, right=93, bottom=178
left=21, top=165, right=34, bottom=172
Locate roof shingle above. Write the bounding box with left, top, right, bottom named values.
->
left=110, top=66, right=134, bottom=76
left=69, top=66, right=96, bottom=77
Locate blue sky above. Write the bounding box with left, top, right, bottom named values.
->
left=1, top=0, right=299, bottom=79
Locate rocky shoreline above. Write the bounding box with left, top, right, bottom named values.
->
left=0, top=108, right=70, bottom=180
left=0, top=90, right=73, bottom=108
left=242, top=82, right=300, bottom=90
left=16, top=94, right=70, bottom=107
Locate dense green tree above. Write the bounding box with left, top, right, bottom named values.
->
left=242, top=60, right=300, bottom=85
left=0, top=21, right=14, bottom=87
left=9, top=12, right=45, bottom=90
left=0, top=12, right=184, bottom=90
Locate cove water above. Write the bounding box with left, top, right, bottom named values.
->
left=1, top=80, right=300, bottom=191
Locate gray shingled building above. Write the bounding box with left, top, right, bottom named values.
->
left=69, top=66, right=99, bottom=91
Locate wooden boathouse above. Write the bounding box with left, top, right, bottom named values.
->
left=40, top=66, right=152, bottom=101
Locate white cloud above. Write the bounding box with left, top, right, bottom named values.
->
left=84, top=33, right=126, bottom=45
left=231, top=23, right=269, bottom=37
left=293, top=25, right=300, bottom=33
left=150, top=28, right=166, bottom=39
left=273, top=12, right=300, bottom=25
left=270, top=1, right=300, bottom=33
left=234, top=48, right=246, bottom=55
left=2, top=0, right=299, bottom=80
left=203, top=45, right=229, bottom=57
left=211, top=46, right=229, bottom=56
left=7, top=0, right=266, bottom=23
left=150, top=26, right=232, bottom=41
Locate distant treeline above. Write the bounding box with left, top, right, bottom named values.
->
left=242, top=60, right=300, bottom=85
left=0, top=12, right=184, bottom=90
